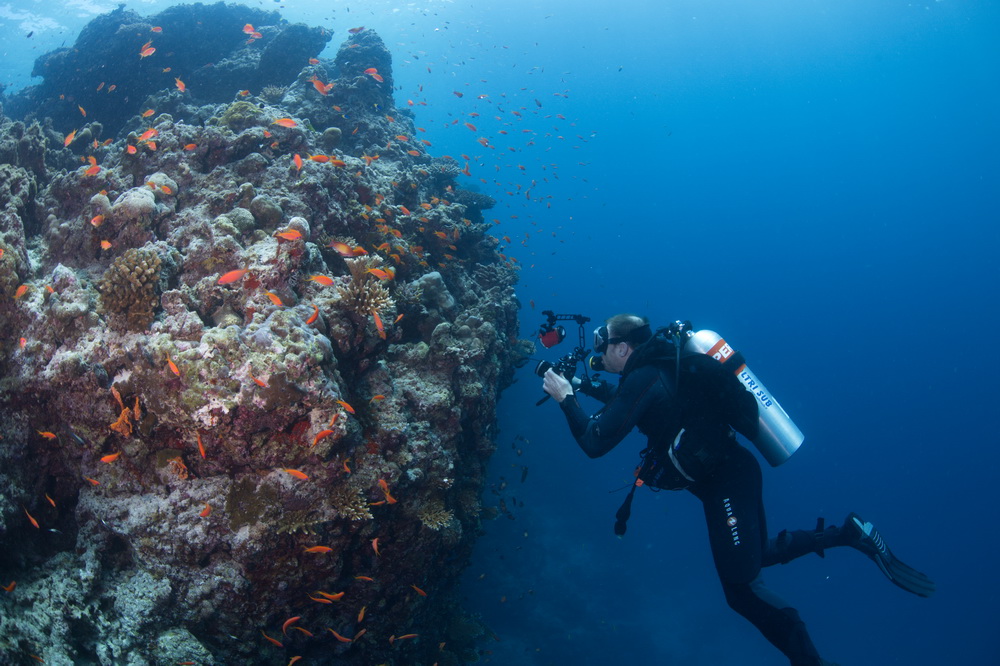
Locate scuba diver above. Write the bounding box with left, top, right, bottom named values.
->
left=540, top=313, right=934, bottom=666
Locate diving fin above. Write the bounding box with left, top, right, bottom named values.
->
left=844, top=512, right=935, bottom=598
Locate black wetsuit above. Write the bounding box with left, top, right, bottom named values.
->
left=558, top=357, right=845, bottom=666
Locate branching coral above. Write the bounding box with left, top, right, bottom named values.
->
left=331, top=483, right=373, bottom=521
left=336, top=256, right=394, bottom=316
left=417, top=497, right=456, bottom=531
left=97, top=247, right=161, bottom=330
left=260, top=85, right=288, bottom=102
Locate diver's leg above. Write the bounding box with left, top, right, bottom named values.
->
left=761, top=514, right=935, bottom=597
left=721, top=577, right=826, bottom=666
left=762, top=518, right=845, bottom=567
left=692, top=446, right=829, bottom=666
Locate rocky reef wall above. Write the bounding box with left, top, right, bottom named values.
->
left=0, top=5, right=530, bottom=665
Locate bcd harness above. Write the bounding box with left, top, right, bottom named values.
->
left=613, top=324, right=759, bottom=536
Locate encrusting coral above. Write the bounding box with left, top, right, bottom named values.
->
left=0, top=5, right=528, bottom=666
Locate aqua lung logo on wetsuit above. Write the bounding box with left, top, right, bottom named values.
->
left=723, top=498, right=741, bottom=546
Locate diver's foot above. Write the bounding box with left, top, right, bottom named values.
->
left=844, top=512, right=935, bottom=597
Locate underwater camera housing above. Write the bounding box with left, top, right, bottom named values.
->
left=533, top=311, right=592, bottom=404
left=533, top=349, right=588, bottom=382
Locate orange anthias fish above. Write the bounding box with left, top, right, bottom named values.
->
left=328, top=241, right=354, bottom=257
left=283, top=468, right=309, bottom=480
left=377, top=479, right=397, bottom=504
left=372, top=310, right=385, bottom=340
left=272, top=118, right=297, bottom=128
left=200, top=503, right=212, bottom=517
left=312, top=429, right=334, bottom=447
left=348, top=26, right=365, bottom=34
left=306, top=304, right=319, bottom=325
left=327, top=628, right=352, bottom=643
left=371, top=537, right=381, bottom=556
left=175, top=77, right=186, bottom=92
left=307, top=594, right=333, bottom=604
left=281, top=616, right=301, bottom=636
left=167, top=354, right=181, bottom=377
left=307, top=274, right=334, bottom=286
left=314, top=590, right=344, bottom=601
left=100, top=452, right=121, bottom=463
left=303, top=546, right=333, bottom=554
left=293, top=153, right=303, bottom=170
left=217, top=269, right=247, bottom=285
left=366, top=268, right=391, bottom=281
left=23, top=507, right=40, bottom=529
left=260, top=630, right=283, bottom=647
left=142, top=109, right=155, bottom=118
left=264, top=292, right=283, bottom=306
left=274, top=229, right=303, bottom=241
left=335, top=399, right=355, bottom=414
left=307, top=154, right=330, bottom=163
left=63, top=130, right=77, bottom=147
left=139, top=46, right=156, bottom=58
left=309, top=77, right=334, bottom=95
left=243, top=23, right=255, bottom=35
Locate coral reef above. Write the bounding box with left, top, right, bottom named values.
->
left=0, top=5, right=528, bottom=666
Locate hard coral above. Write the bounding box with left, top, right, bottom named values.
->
left=217, top=101, right=264, bottom=132
left=337, top=256, right=393, bottom=316
left=330, top=483, right=374, bottom=521
left=417, top=496, right=456, bottom=531
left=260, top=85, right=288, bottom=102
left=98, top=246, right=162, bottom=330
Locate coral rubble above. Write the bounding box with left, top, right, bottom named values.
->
left=0, top=5, right=529, bottom=665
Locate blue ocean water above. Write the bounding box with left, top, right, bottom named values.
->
left=3, top=0, right=997, bottom=664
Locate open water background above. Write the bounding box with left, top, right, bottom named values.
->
left=3, top=1, right=998, bottom=663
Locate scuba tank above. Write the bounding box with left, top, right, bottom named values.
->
left=683, top=329, right=803, bottom=466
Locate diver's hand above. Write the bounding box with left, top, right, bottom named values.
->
left=542, top=368, right=573, bottom=403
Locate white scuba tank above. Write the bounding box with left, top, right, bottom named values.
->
left=683, top=329, right=804, bottom=466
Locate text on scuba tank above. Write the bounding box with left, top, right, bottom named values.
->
left=722, top=498, right=741, bottom=546
left=739, top=370, right=774, bottom=408
left=711, top=342, right=734, bottom=362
